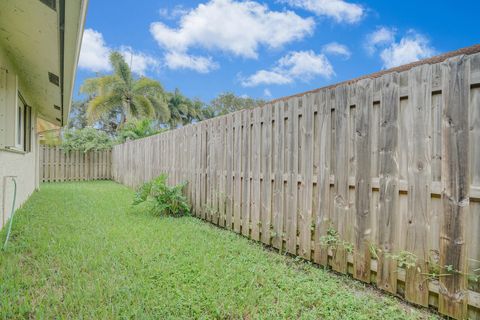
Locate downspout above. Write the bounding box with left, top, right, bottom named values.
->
left=59, top=0, right=65, bottom=127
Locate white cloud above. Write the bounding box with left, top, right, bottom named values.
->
left=365, top=26, right=396, bottom=55
left=280, top=0, right=364, bottom=23
left=78, top=29, right=159, bottom=75
left=263, top=88, right=272, bottom=98
left=278, top=50, right=334, bottom=78
left=159, top=5, right=189, bottom=20
left=78, top=29, right=111, bottom=72
left=365, top=27, right=435, bottom=69
left=150, top=0, right=315, bottom=60
left=242, top=50, right=334, bottom=87
left=164, top=52, right=219, bottom=73
left=322, top=42, right=351, bottom=59
left=380, top=32, right=435, bottom=68
left=119, top=47, right=160, bottom=75
left=242, top=70, right=292, bottom=86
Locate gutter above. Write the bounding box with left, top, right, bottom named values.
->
left=60, top=0, right=89, bottom=127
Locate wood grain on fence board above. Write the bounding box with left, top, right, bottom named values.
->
left=313, top=89, right=331, bottom=266
left=353, top=79, right=372, bottom=283
left=439, top=55, right=469, bottom=319
left=261, top=104, right=272, bottom=245
left=405, top=64, right=432, bottom=307
left=332, top=85, right=349, bottom=274
left=377, top=72, right=400, bottom=294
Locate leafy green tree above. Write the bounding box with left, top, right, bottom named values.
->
left=81, top=52, right=170, bottom=127
left=185, top=98, right=206, bottom=124
left=201, top=104, right=216, bottom=120
left=207, top=92, right=265, bottom=117
left=61, top=127, right=113, bottom=153
left=67, top=100, right=88, bottom=130
left=68, top=99, right=120, bottom=135
left=40, top=130, right=62, bottom=146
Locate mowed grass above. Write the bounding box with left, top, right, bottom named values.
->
left=0, top=181, right=435, bottom=319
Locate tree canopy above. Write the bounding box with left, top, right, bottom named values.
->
left=81, top=52, right=169, bottom=126
left=61, top=127, right=114, bottom=153
left=63, top=52, right=270, bottom=149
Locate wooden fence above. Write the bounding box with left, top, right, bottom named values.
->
left=40, top=146, right=111, bottom=182
left=112, top=53, right=480, bottom=319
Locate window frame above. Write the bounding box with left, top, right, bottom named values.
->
left=24, top=103, right=32, bottom=153
left=15, top=93, right=24, bottom=150
left=14, top=92, right=32, bottom=153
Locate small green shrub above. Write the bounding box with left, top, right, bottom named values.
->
left=61, top=127, right=113, bottom=152
left=133, top=174, right=190, bottom=217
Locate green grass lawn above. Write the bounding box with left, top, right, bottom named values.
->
left=0, top=181, right=436, bottom=319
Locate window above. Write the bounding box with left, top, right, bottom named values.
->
left=16, top=97, right=24, bottom=148
left=24, top=104, right=32, bottom=152
left=15, top=92, right=32, bottom=152
left=15, top=93, right=25, bottom=150
left=0, top=69, right=32, bottom=152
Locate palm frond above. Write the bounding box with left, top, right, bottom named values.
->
left=97, top=75, right=123, bottom=96
left=148, top=96, right=171, bottom=122
left=131, top=95, right=155, bottom=119
left=80, top=75, right=122, bottom=97
left=86, top=94, right=123, bottom=123
left=133, top=77, right=164, bottom=96
left=177, top=102, right=189, bottom=115
left=80, top=78, right=102, bottom=96
left=110, top=52, right=132, bottom=87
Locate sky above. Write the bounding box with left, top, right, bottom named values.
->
left=75, top=0, right=480, bottom=103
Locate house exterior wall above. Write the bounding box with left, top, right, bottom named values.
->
left=0, top=44, right=40, bottom=230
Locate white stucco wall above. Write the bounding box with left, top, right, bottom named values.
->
left=0, top=135, right=39, bottom=230
left=0, top=45, right=40, bottom=230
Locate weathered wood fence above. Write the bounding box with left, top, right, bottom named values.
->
left=40, top=146, right=111, bottom=182
left=112, top=52, right=480, bottom=319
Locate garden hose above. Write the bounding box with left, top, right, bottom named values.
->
left=3, top=176, right=17, bottom=251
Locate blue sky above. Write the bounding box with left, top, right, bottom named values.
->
left=76, top=0, right=479, bottom=102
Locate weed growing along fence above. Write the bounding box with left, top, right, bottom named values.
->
left=40, top=146, right=111, bottom=182
left=112, top=50, right=480, bottom=319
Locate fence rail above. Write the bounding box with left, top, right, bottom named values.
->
left=40, top=146, right=111, bottom=182
left=112, top=53, right=480, bottom=319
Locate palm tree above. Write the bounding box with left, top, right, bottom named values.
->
left=186, top=98, right=206, bottom=124
left=166, top=89, right=189, bottom=128
left=166, top=89, right=205, bottom=128
left=117, top=118, right=164, bottom=142
left=81, top=52, right=170, bottom=127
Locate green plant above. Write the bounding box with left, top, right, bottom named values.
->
left=319, top=227, right=354, bottom=253
left=117, top=118, right=165, bottom=142
left=344, top=242, right=354, bottom=254
left=386, top=251, right=417, bottom=269
left=61, top=127, right=113, bottom=152
left=369, top=243, right=379, bottom=259
left=133, top=174, right=190, bottom=217
left=320, top=227, right=340, bottom=247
